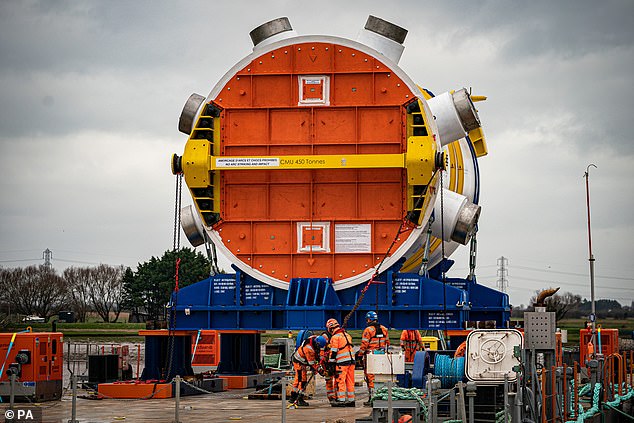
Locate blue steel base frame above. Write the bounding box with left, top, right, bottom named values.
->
left=171, top=261, right=510, bottom=331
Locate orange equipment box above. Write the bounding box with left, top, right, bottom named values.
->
left=98, top=381, right=172, bottom=399
left=219, top=375, right=249, bottom=390
left=191, top=330, right=220, bottom=367
left=0, top=331, right=63, bottom=401
left=579, top=328, right=619, bottom=364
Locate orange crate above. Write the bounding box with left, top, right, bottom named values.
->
left=98, top=382, right=172, bottom=399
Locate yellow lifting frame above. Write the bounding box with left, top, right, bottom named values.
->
left=208, top=153, right=406, bottom=170
left=181, top=97, right=439, bottom=220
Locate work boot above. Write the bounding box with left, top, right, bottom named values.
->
left=363, top=389, right=373, bottom=406
left=288, top=391, right=297, bottom=403
left=331, top=401, right=346, bottom=407
left=296, top=394, right=309, bottom=407
left=345, top=401, right=356, bottom=407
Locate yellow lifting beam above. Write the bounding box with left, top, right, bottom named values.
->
left=208, top=153, right=406, bottom=170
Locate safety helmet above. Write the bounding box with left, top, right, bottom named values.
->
left=326, top=318, right=339, bottom=330
left=314, top=335, right=328, bottom=349
left=366, top=311, right=378, bottom=322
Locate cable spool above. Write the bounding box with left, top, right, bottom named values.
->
left=412, top=350, right=430, bottom=388
left=434, top=354, right=465, bottom=388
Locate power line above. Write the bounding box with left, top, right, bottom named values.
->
left=53, top=258, right=108, bottom=265
left=0, top=258, right=41, bottom=263
left=510, top=275, right=634, bottom=291
left=0, top=256, right=122, bottom=267
left=54, top=249, right=138, bottom=260
left=513, top=264, right=634, bottom=281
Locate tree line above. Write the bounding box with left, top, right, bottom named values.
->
left=0, top=248, right=210, bottom=323
left=511, top=290, right=632, bottom=320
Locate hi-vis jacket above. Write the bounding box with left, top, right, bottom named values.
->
left=293, top=339, right=319, bottom=370
left=329, top=329, right=354, bottom=365
left=359, top=324, right=390, bottom=354
left=400, top=329, right=423, bottom=350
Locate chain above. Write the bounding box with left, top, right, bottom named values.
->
left=164, top=292, right=177, bottom=380
left=341, top=168, right=440, bottom=329
left=440, top=167, right=448, bottom=335
left=468, top=225, right=478, bottom=280
left=64, top=377, right=219, bottom=402
left=173, top=174, right=183, bottom=251
left=419, top=215, right=435, bottom=277
left=90, top=380, right=175, bottom=401
left=165, top=173, right=183, bottom=380
left=179, top=378, right=216, bottom=395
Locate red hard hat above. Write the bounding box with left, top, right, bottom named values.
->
left=326, top=318, right=340, bottom=330
left=398, top=415, right=413, bottom=423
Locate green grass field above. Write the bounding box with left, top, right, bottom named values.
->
left=4, top=318, right=632, bottom=346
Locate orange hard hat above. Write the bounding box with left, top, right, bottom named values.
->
left=398, top=415, right=413, bottom=423
left=326, top=318, right=340, bottom=330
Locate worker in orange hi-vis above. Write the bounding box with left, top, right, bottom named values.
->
left=454, top=340, right=467, bottom=358
left=318, top=330, right=337, bottom=404
left=326, top=318, right=356, bottom=407
left=357, top=311, right=390, bottom=406
left=290, top=335, right=327, bottom=407
left=400, top=329, right=425, bottom=362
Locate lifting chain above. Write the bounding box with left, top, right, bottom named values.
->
left=203, top=231, right=220, bottom=276
left=165, top=173, right=183, bottom=380
left=341, top=168, right=441, bottom=329
left=172, top=173, right=183, bottom=251
left=439, top=167, right=449, bottom=335
left=419, top=214, right=435, bottom=278
left=468, top=225, right=478, bottom=281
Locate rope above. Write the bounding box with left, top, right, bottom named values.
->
left=495, top=409, right=511, bottom=423
left=564, top=383, right=602, bottom=423
left=341, top=168, right=440, bottom=329
left=371, top=386, right=428, bottom=420
left=434, top=355, right=464, bottom=389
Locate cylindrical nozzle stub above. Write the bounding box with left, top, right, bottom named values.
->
left=178, top=93, right=206, bottom=135
left=452, top=88, right=481, bottom=132
left=364, top=15, right=408, bottom=44
left=250, top=17, right=294, bottom=48
left=357, top=15, right=408, bottom=63
left=453, top=202, right=481, bottom=245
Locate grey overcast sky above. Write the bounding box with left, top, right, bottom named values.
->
left=1, top=1, right=633, bottom=307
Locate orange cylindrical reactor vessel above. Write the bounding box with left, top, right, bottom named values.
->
left=175, top=17, right=483, bottom=290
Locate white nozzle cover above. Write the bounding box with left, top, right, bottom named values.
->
left=427, top=89, right=481, bottom=146
left=431, top=189, right=481, bottom=245
left=356, top=16, right=407, bottom=64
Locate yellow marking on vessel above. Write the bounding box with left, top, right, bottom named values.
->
left=454, top=141, right=465, bottom=194
left=447, top=143, right=458, bottom=192
left=210, top=154, right=405, bottom=170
